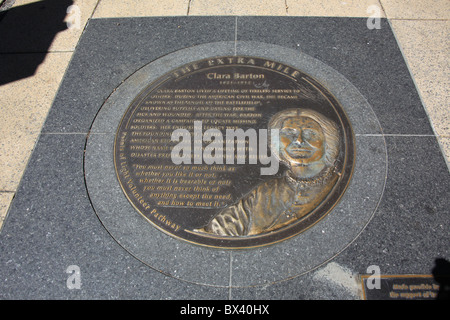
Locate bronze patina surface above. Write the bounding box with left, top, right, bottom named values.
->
left=114, top=56, right=355, bottom=248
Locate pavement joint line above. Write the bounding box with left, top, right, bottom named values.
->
left=377, top=0, right=388, bottom=17
left=0, top=50, right=74, bottom=54
left=91, top=0, right=102, bottom=17
left=187, top=0, right=192, bottom=15
left=389, top=18, right=449, bottom=21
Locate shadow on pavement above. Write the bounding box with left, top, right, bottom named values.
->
left=0, top=0, right=73, bottom=86
left=433, top=258, right=450, bottom=300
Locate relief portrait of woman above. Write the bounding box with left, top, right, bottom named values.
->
left=194, top=108, right=341, bottom=237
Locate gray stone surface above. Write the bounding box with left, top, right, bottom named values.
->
left=334, top=136, right=450, bottom=275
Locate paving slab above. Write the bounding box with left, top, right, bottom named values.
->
left=0, top=16, right=448, bottom=301
left=286, top=0, right=385, bottom=17
left=0, top=52, right=72, bottom=192
left=389, top=20, right=449, bottom=140
left=93, top=0, right=190, bottom=18
left=188, top=0, right=287, bottom=16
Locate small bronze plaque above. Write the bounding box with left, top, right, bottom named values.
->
left=114, top=56, right=355, bottom=248
left=361, top=275, right=440, bottom=300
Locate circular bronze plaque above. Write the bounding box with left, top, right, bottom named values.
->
left=114, top=56, right=355, bottom=248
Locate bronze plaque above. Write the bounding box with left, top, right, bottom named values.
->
left=361, top=275, right=441, bottom=300
left=114, top=56, right=355, bottom=248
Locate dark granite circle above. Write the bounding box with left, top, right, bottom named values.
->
left=84, top=41, right=387, bottom=286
